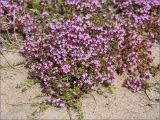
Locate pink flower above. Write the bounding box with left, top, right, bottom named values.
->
left=62, top=64, right=70, bottom=73
left=41, top=11, right=49, bottom=19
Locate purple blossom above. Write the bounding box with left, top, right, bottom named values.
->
left=62, top=64, right=70, bottom=73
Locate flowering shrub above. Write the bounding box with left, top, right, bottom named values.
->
left=1, top=0, right=160, bottom=117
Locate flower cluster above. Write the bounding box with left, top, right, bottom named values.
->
left=21, top=0, right=160, bottom=107
left=65, top=0, right=103, bottom=12
left=17, top=14, right=37, bottom=34
left=0, top=0, right=22, bottom=30
left=1, top=0, right=160, bottom=109
left=125, top=77, right=145, bottom=92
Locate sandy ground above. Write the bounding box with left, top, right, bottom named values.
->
left=0, top=43, right=160, bottom=119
